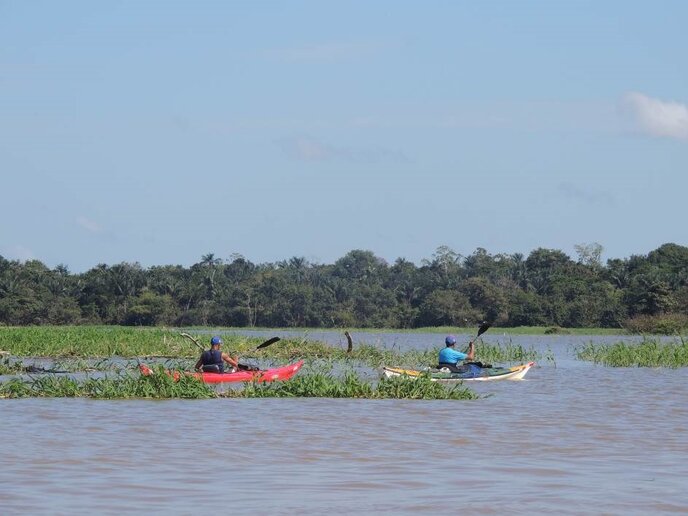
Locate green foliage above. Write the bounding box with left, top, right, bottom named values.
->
left=1, top=243, right=687, bottom=330
left=0, top=327, right=546, bottom=373
left=124, top=291, right=178, bottom=326
left=375, top=374, right=476, bottom=400
left=576, top=337, right=688, bottom=367
left=623, top=314, right=688, bottom=335
left=0, top=366, right=476, bottom=400
left=417, top=290, right=478, bottom=326
left=474, top=340, right=541, bottom=364
left=0, top=369, right=216, bottom=399
left=0, top=326, right=195, bottom=356
left=235, top=370, right=477, bottom=400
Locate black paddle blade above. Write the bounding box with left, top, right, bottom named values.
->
left=256, top=336, right=280, bottom=350
left=476, top=322, right=491, bottom=338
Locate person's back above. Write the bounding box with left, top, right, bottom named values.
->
left=438, top=335, right=473, bottom=372
left=438, top=345, right=466, bottom=365
left=195, top=336, right=240, bottom=373
left=200, top=348, right=224, bottom=373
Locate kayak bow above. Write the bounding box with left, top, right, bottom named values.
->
left=139, top=360, right=304, bottom=384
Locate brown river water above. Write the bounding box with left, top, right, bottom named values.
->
left=1, top=332, right=688, bottom=514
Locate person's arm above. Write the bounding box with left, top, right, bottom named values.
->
left=194, top=357, right=203, bottom=372
left=466, top=341, right=475, bottom=361
left=222, top=352, right=239, bottom=370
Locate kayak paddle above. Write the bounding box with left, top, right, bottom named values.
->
left=256, top=336, right=280, bottom=350
left=180, top=332, right=205, bottom=351
left=463, top=322, right=491, bottom=353
left=475, top=322, right=491, bottom=340
left=240, top=337, right=280, bottom=370
left=179, top=332, right=280, bottom=352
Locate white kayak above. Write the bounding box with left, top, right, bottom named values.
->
left=382, top=362, right=535, bottom=382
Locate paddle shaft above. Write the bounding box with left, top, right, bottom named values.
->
left=179, top=333, right=280, bottom=352
left=180, top=332, right=204, bottom=351
left=464, top=323, right=491, bottom=354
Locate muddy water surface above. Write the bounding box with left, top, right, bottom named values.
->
left=1, top=332, right=688, bottom=514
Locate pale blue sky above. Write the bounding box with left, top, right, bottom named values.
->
left=2, top=0, right=687, bottom=271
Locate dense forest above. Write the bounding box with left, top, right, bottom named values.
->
left=1, top=243, right=687, bottom=331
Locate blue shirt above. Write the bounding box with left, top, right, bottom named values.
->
left=438, top=346, right=468, bottom=365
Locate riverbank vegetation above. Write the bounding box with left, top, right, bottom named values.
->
left=2, top=243, right=687, bottom=332
left=576, top=337, right=688, bottom=367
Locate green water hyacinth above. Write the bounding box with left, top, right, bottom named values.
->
left=231, top=371, right=478, bottom=400
left=0, top=326, right=196, bottom=357
left=0, top=368, right=215, bottom=399
left=0, top=368, right=477, bottom=400
left=0, top=326, right=545, bottom=367
left=576, top=337, right=688, bottom=367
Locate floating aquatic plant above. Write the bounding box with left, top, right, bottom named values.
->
left=0, top=367, right=215, bottom=399
left=229, top=370, right=477, bottom=400
left=576, top=336, right=688, bottom=367
left=0, top=365, right=477, bottom=400
left=0, top=326, right=545, bottom=368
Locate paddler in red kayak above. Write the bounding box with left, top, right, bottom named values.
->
left=195, top=336, right=240, bottom=373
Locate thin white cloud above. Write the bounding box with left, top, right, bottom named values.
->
left=0, top=244, right=35, bottom=261
left=277, top=136, right=410, bottom=164
left=623, top=92, right=688, bottom=141
left=76, top=216, right=103, bottom=233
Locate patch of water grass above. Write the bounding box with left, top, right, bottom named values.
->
left=576, top=337, right=688, bottom=367
left=0, top=367, right=216, bottom=399
left=0, top=326, right=190, bottom=357
left=0, top=326, right=544, bottom=369
left=256, top=338, right=540, bottom=367
left=1, top=366, right=477, bottom=400
left=0, top=326, right=286, bottom=358
left=231, top=371, right=477, bottom=400
left=356, top=341, right=540, bottom=370
left=472, top=340, right=540, bottom=364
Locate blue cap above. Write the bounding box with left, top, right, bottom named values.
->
left=445, top=335, right=457, bottom=346
left=210, top=336, right=222, bottom=345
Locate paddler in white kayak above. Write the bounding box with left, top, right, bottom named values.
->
left=195, top=336, right=240, bottom=373
left=437, top=335, right=475, bottom=373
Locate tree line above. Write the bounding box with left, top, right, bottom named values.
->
left=1, top=243, right=687, bottom=330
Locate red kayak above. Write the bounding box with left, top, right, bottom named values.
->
left=139, top=361, right=304, bottom=384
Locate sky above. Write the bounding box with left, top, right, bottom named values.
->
left=1, top=0, right=687, bottom=272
